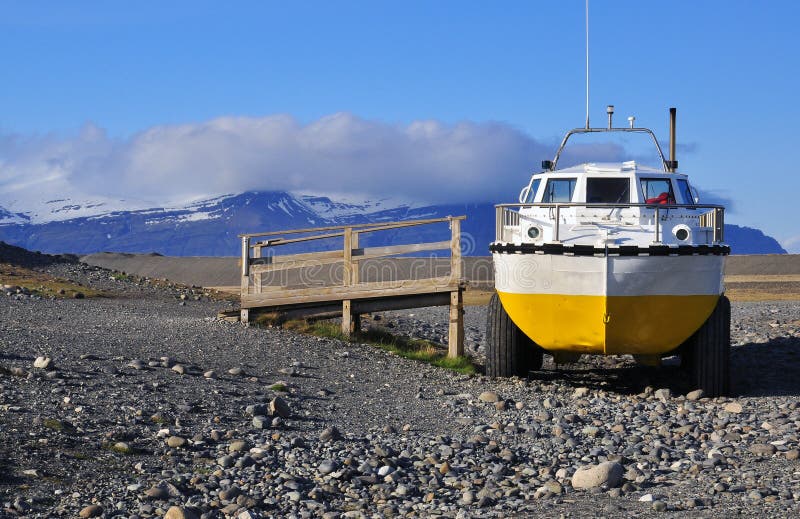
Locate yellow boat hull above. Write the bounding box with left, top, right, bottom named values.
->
left=497, top=292, right=719, bottom=354
left=492, top=253, right=725, bottom=355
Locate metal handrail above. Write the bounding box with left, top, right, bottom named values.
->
left=495, top=203, right=725, bottom=244
left=549, top=127, right=669, bottom=171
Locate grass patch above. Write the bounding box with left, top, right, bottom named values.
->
left=269, top=383, right=289, bottom=392
left=42, top=418, right=64, bottom=431
left=274, top=319, right=475, bottom=375
left=0, top=263, right=105, bottom=299
left=110, top=272, right=133, bottom=281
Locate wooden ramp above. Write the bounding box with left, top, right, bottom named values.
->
left=239, top=216, right=466, bottom=357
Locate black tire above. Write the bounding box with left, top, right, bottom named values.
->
left=682, top=295, right=731, bottom=397
left=486, top=293, right=543, bottom=377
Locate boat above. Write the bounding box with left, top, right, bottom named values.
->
left=487, top=106, right=731, bottom=396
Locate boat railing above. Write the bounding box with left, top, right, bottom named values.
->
left=495, top=203, right=725, bottom=244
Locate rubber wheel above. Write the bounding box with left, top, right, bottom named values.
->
left=682, top=295, right=731, bottom=397
left=486, top=293, right=543, bottom=377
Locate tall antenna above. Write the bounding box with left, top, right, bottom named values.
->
left=585, top=0, right=590, bottom=129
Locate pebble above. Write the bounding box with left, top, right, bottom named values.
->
left=269, top=397, right=291, bottom=418
left=78, top=505, right=103, bottom=518
left=33, top=356, right=53, bottom=369
left=724, top=402, right=744, bottom=413
left=749, top=443, right=777, bottom=456
left=478, top=391, right=499, bottom=403
left=686, top=389, right=705, bottom=400
left=571, top=461, right=624, bottom=489
left=164, top=506, right=199, bottom=519
left=166, top=436, right=187, bottom=448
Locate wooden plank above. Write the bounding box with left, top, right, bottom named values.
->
left=240, top=308, right=249, bottom=326
left=254, top=231, right=345, bottom=248
left=448, top=289, right=464, bottom=358
left=239, top=216, right=465, bottom=239
left=351, top=292, right=451, bottom=314
left=241, top=277, right=459, bottom=308
left=352, top=241, right=451, bottom=261
left=250, top=256, right=342, bottom=274
left=263, top=250, right=344, bottom=265
left=354, top=216, right=466, bottom=236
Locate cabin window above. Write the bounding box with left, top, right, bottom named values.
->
left=543, top=178, right=577, bottom=203
left=640, top=178, right=676, bottom=204
left=586, top=178, right=630, bottom=204
left=676, top=179, right=694, bottom=204
left=521, top=178, right=541, bottom=203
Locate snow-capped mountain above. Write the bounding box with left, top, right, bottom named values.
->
left=0, top=191, right=787, bottom=256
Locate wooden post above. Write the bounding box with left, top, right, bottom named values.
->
left=342, top=299, right=353, bottom=337
left=342, top=228, right=355, bottom=337
left=351, top=232, right=360, bottom=333
left=450, top=218, right=462, bottom=283
left=241, top=236, right=250, bottom=295
left=448, top=289, right=464, bottom=358
left=240, top=308, right=249, bottom=326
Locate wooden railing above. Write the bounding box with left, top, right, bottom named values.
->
left=238, top=216, right=466, bottom=356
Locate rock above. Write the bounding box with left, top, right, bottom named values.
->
left=204, top=370, right=217, bottom=379
left=571, top=461, right=624, bottom=489
left=79, top=505, right=103, bottom=518
left=128, top=359, right=145, bottom=370
left=686, top=389, right=705, bottom=401
left=229, top=440, right=249, bottom=452
left=228, top=367, right=245, bottom=376
left=652, top=501, right=667, bottom=512
left=171, top=364, right=186, bottom=375
left=111, top=441, right=133, bottom=454
left=749, top=443, right=777, bottom=456
left=33, top=356, right=53, bottom=369
left=252, top=416, right=268, bottom=429
left=164, top=506, right=199, bottom=519
left=166, top=436, right=187, bottom=448
left=786, top=449, right=799, bottom=461
left=478, top=391, right=499, bottom=403
left=654, top=388, right=671, bottom=402
left=319, top=460, right=337, bottom=475
left=462, top=490, right=475, bottom=505
left=572, top=387, right=590, bottom=398
left=269, top=397, right=290, bottom=418
left=144, top=486, right=169, bottom=499
left=724, top=402, right=743, bottom=414
left=320, top=427, right=342, bottom=442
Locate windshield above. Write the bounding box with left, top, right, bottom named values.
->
left=675, top=179, right=694, bottom=204
left=641, top=178, right=676, bottom=204
left=586, top=177, right=630, bottom=203
left=544, top=178, right=577, bottom=203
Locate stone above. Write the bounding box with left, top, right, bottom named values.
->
left=319, top=460, right=337, bottom=475
left=462, top=490, right=475, bottom=505
left=144, top=486, right=169, bottom=499
left=228, top=367, right=245, bottom=376
left=724, top=402, right=743, bottom=414
left=204, top=370, right=217, bottom=379
left=571, top=461, right=624, bottom=489
left=164, top=506, right=199, bottom=519
left=686, top=389, right=705, bottom=401
left=33, top=356, right=52, bottom=370
left=749, top=443, right=777, bottom=456
left=252, top=416, right=268, bottom=429
left=79, top=505, right=103, bottom=518
left=229, top=440, right=249, bottom=452
left=652, top=501, right=667, bottom=512
left=320, top=427, right=342, bottom=442
left=572, top=387, right=590, bottom=398
left=171, top=364, right=186, bottom=375
left=128, top=359, right=145, bottom=370
left=167, top=436, right=187, bottom=448
left=478, top=391, right=499, bottom=403
left=654, top=388, right=671, bottom=402
left=269, top=397, right=291, bottom=418
left=786, top=449, right=799, bottom=461
left=112, top=441, right=133, bottom=454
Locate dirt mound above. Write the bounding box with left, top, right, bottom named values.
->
left=0, top=241, right=78, bottom=268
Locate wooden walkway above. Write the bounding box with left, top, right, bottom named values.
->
left=239, top=216, right=466, bottom=357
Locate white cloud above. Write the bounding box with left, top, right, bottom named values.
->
left=0, top=113, right=635, bottom=208
left=781, top=235, right=800, bottom=254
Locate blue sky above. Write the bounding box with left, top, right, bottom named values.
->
left=1, top=1, right=798, bottom=251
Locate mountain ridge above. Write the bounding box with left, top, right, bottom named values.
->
left=0, top=191, right=786, bottom=256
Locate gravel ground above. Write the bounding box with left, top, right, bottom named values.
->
left=2, top=259, right=800, bottom=518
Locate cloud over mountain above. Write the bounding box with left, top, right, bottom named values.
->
left=0, top=113, right=636, bottom=207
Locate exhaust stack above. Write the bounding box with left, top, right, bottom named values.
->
left=668, top=107, right=677, bottom=171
